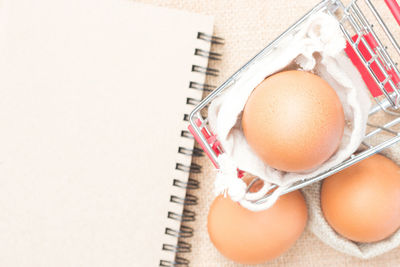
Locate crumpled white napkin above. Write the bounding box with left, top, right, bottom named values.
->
left=209, top=11, right=371, bottom=211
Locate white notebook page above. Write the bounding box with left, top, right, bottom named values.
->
left=0, top=0, right=213, bottom=266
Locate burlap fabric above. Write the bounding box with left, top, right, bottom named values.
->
left=137, top=0, right=400, bottom=265
left=303, top=138, right=400, bottom=259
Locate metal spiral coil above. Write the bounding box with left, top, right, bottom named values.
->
left=173, top=178, right=199, bottom=190
left=159, top=256, right=189, bottom=267
left=160, top=32, right=223, bottom=267
left=180, top=130, right=193, bottom=139
left=165, top=225, right=194, bottom=238
left=170, top=194, right=198, bottom=206
left=178, top=147, right=204, bottom=157
left=197, top=32, right=225, bottom=45
left=194, top=48, right=222, bottom=60
left=186, top=97, right=201, bottom=106
left=189, top=81, right=216, bottom=92
left=191, top=65, right=219, bottom=76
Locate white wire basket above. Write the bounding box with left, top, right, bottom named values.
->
left=188, top=0, right=400, bottom=206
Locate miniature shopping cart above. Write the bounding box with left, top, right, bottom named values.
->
left=189, top=0, right=400, bottom=206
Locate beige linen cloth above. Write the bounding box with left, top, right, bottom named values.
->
left=136, top=0, right=400, bottom=265
left=303, top=142, right=400, bottom=259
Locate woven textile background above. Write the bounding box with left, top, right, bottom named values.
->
left=136, top=0, right=400, bottom=265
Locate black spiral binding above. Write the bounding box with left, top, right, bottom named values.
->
left=159, top=32, right=223, bottom=267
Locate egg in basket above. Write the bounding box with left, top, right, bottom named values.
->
left=188, top=0, right=400, bottom=264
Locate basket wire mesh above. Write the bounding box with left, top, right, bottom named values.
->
left=188, top=0, right=400, bottom=206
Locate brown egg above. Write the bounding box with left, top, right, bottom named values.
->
left=207, top=191, right=308, bottom=264
left=242, top=70, right=345, bottom=172
left=321, top=154, right=400, bottom=243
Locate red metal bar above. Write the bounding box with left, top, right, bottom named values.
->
left=345, top=33, right=399, bottom=97
left=385, top=0, right=400, bottom=26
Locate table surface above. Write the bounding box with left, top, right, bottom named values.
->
left=136, top=0, right=400, bottom=266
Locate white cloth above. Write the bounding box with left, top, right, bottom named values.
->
left=209, top=12, right=371, bottom=211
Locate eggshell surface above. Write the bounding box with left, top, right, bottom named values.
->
left=242, top=70, right=345, bottom=172
left=207, top=191, right=307, bottom=264
left=321, top=154, right=400, bottom=243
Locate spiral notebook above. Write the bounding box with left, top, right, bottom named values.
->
left=0, top=0, right=219, bottom=266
